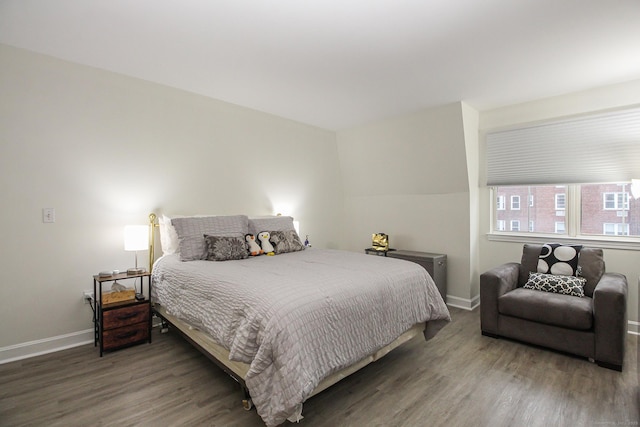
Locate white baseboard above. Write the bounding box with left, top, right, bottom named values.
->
left=0, top=329, right=93, bottom=365
left=446, top=294, right=480, bottom=311
left=2, top=313, right=635, bottom=364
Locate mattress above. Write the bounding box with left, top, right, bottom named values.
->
left=152, top=248, right=450, bottom=426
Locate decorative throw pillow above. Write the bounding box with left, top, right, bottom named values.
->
left=269, top=230, right=305, bottom=254
left=524, top=272, right=586, bottom=297
left=537, top=243, right=582, bottom=276
left=204, top=235, right=248, bottom=261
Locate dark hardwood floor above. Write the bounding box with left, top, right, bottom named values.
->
left=1, top=308, right=637, bottom=426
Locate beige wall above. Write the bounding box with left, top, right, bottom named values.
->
left=3, top=42, right=638, bottom=359
left=0, top=44, right=344, bottom=351
left=336, top=103, right=479, bottom=308
left=478, top=79, right=640, bottom=328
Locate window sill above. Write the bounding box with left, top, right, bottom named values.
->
left=487, top=232, right=640, bottom=251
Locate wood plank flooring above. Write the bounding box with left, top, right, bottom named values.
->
left=1, top=307, right=637, bottom=426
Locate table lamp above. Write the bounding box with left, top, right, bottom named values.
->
left=124, top=225, right=148, bottom=274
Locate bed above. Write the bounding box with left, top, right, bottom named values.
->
left=148, top=213, right=450, bottom=426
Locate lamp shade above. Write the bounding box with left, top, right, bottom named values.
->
left=124, top=225, right=148, bottom=251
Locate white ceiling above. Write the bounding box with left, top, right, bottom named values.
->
left=1, top=0, right=640, bottom=130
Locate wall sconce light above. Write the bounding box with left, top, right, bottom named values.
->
left=124, top=225, right=148, bottom=274
left=631, top=179, right=640, bottom=200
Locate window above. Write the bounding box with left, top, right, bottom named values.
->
left=603, top=192, right=629, bottom=210
left=492, top=182, right=639, bottom=239
left=581, top=183, right=636, bottom=236
left=493, top=185, right=564, bottom=234
left=496, top=195, right=505, bottom=210
left=511, top=195, right=520, bottom=210
left=603, top=223, right=629, bottom=236
left=486, top=108, right=640, bottom=245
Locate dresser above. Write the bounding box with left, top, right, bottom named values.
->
left=365, top=248, right=447, bottom=302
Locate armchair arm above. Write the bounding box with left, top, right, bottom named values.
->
left=593, top=272, right=628, bottom=370
left=480, top=262, right=520, bottom=335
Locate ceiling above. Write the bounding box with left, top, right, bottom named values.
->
left=1, top=0, right=640, bottom=130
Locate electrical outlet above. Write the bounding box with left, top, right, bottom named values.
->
left=83, top=290, right=94, bottom=304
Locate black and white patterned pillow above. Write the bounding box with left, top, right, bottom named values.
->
left=269, top=230, right=305, bottom=255
left=537, top=243, right=582, bottom=276
left=523, top=272, right=586, bottom=297
left=204, top=235, right=248, bottom=261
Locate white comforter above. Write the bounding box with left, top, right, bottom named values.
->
left=152, top=249, right=450, bottom=426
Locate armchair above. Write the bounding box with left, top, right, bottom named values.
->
left=480, top=244, right=628, bottom=371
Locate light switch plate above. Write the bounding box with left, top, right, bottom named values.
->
left=43, top=208, right=55, bottom=223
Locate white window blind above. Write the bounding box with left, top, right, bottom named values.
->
left=486, top=107, right=640, bottom=186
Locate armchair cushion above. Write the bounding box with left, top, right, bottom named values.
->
left=578, top=248, right=606, bottom=297
left=499, top=288, right=593, bottom=330
left=519, top=244, right=605, bottom=297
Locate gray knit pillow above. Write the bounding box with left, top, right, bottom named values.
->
left=171, top=215, right=248, bottom=261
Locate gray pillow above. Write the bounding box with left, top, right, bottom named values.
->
left=269, top=230, right=305, bottom=254
left=171, top=215, right=249, bottom=261
left=204, top=235, right=248, bottom=261
left=248, top=216, right=295, bottom=236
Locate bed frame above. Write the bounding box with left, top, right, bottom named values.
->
left=146, top=213, right=426, bottom=411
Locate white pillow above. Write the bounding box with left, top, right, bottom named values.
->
left=158, top=214, right=180, bottom=255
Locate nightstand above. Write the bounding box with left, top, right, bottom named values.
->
left=92, top=271, right=152, bottom=356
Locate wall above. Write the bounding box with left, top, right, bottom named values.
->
left=0, top=44, right=344, bottom=358
left=336, top=102, right=479, bottom=308
left=478, top=79, right=640, bottom=328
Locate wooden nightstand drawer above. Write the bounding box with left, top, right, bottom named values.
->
left=102, top=322, right=149, bottom=350
left=103, top=304, right=150, bottom=330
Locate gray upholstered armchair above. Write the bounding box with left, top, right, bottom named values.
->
left=480, top=244, right=628, bottom=371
